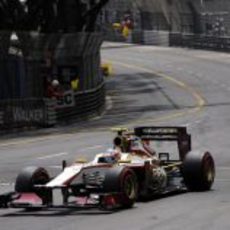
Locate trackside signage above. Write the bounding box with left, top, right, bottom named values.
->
left=0, top=99, right=51, bottom=129
left=12, top=107, right=44, bottom=122
left=56, top=90, right=75, bottom=109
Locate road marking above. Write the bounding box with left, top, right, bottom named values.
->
left=0, top=182, right=15, bottom=186
left=0, top=133, right=88, bottom=148
left=36, top=152, right=69, bottom=160
left=218, top=166, right=230, bottom=171
left=216, top=179, right=230, bottom=182
left=36, top=146, right=102, bottom=160
left=181, top=119, right=203, bottom=128
left=108, top=60, right=206, bottom=125
left=48, top=165, right=62, bottom=169
left=0, top=136, right=61, bottom=148
left=80, top=145, right=104, bottom=152
left=84, top=145, right=103, bottom=150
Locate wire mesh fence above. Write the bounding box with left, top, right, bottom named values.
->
left=0, top=32, right=103, bottom=100
left=0, top=32, right=105, bottom=132
left=0, top=98, right=55, bottom=131
left=101, top=0, right=230, bottom=37
left=100, top=1, right=230, bottom=52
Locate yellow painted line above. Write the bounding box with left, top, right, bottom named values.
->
left=109, top=60, right=206, bottom=125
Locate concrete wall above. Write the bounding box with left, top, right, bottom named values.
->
left=104, top=0, right=230, bottom=35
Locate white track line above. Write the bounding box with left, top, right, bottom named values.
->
left=48, top=165, right=63, bottom=169
left=80, top=145, right=104, bottom=152
left=0, top=182, right=15, bottom=186
left=37, top=152, right=69, bottom=160
left=218, top=167, right=230, bottom=171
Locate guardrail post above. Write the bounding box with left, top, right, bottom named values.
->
left=44, top=98, right=57, bottom=127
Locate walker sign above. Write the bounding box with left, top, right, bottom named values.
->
left=0, top=99, right=54, bottom=129
left=13, top=107, right=45, bottom=123
left=56, top=90, right=75, bottom=109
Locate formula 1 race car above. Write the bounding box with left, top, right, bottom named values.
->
left=0, top=127, right=215, bottom=211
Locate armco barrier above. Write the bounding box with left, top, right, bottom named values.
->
left=56, top=82, right=105, bottom=122
left=0, top=82, right=105, bottom=132
left=169, top=33, right=230, bottom=52
left=0, top=98, right=56, bottom=131
left=142, top=30, right=169, bottom=46
left=104, top=29, right=230, bottom=52
left=105, top=30, right=169, bottom=46
left=131, top=30, right=169, bottom=46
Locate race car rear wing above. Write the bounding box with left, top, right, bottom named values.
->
left=134, top=127, right=191, bottom=160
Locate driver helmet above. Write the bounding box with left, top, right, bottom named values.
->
left=51, top=79, right=60, bottom=87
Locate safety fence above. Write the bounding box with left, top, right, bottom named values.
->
left=56, top=82, right=105, bottom=123
left=169, top=33, right=230, bottom=52
left=0, top=32, right=103, bottom=100
left=0, top=82, right=105, bottom=133
left=131, top=30, right=170, bottom=46
left=105, top=29, right=230, bottom=52
left=0, top=32, right=106, bottom=134
left=105, top=30, right=170, bottom=46
left=0, top=98, right=55, bottom=132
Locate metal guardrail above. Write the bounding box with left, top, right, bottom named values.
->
left=56, top=81, right=105, bottom=123
left=0, top=98, right=55, bottom=131
left=169, top=33, right=230, bottom=52
left=0, top=82, right=105, bottom=133
left=105, top=29, right=230, bottom=52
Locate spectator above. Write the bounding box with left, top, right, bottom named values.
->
left=46, top=79, right=63, bottom=99
left=71, top=78, right=79, bottom=91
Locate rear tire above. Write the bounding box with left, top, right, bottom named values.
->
left=15, top=166, right=52, bottom=205
left=182, top=151, right=215, bottom=191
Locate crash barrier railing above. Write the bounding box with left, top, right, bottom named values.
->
left=169, top=33, right=230, bottom=52
left=133, top=30, right=169, bottom=46
left=0, top=82, right=105, bottom=133
left=0, top=98, right=56, bottom=132
left=56, top=81, right=105, bottom=123
left=105, top=30, right=170, bottom=46
left=105, top=29, right=230, bottom=52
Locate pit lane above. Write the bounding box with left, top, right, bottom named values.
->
left=1, top=43, right=230, bottom=230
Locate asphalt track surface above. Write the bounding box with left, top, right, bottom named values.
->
left=1, top=42, right=230, bottom=229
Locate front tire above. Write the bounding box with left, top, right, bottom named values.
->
left=182, top=151, right=215, bottom=191
left=15, top=166, right=52, bottom=205
left=121, top=169, right=138, bottom=208
left=103, top=167, right=138, bottom=209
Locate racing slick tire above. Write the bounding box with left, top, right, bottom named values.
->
left=103, top=167, right=138, bottom=209
left=15, top=166, right=52, bottom=205
left=182, top=151, right=215, bottom=191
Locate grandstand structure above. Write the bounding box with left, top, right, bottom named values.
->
left=103, top=0, right=230, bottom=35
